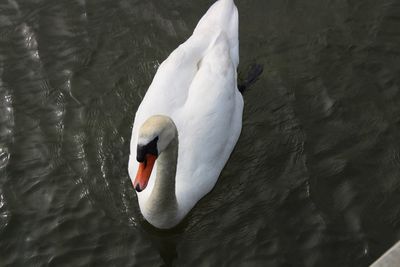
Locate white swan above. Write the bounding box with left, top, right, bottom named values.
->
left=128, top=0, right=242, bottom=229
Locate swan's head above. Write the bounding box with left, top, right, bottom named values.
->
left=133, top=115, right=177, bottom=192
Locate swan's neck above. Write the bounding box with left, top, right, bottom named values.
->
left=144, top=136, right=179, bottom=228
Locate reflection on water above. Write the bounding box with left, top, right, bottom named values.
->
left=1, top=0, right=400, bottom=266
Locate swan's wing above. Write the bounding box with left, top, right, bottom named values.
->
left=174, top=33, right=243, bottom=215
left=136, top=0, right=238, bottom=114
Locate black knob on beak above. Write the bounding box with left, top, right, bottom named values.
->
left=137, top=137, right=159, bottom=162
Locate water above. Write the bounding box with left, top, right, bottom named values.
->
left=1, top=0, right=400, bottom=266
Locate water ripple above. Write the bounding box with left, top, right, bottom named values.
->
left=1, top=0, right=400, bottom=266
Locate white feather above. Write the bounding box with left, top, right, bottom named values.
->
left=128, top=0, right=242, bottom=226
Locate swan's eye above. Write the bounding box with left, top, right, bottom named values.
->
left=137, top=136, right=159, bottom=162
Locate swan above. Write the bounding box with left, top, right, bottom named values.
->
left=128, top=0, right=254, bottom=229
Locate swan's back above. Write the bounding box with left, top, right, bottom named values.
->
left=175, top=33, right=242, bottom=217
left=129, top=0, right=242, bottom=223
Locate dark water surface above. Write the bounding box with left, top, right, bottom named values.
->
left=1, top=0, right=400, bottom=266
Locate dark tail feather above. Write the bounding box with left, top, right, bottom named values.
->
left=238, top=63, right=264, bottom=93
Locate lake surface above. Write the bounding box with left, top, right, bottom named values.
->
left=1, top=0, right=400, bottom=266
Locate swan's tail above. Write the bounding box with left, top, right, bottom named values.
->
left=194, top=0, right=236, bottom=33
left=238, top=64, right=264, bottom=93
left=193, top=0, right=238, bottom=67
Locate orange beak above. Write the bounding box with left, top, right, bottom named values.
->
left=133, top=154, right=157, bottom=192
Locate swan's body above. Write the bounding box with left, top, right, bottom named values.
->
left=128, top=0, right=242, bottom=229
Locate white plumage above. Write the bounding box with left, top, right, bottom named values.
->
left=128, top=0, right=242, bottom=229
